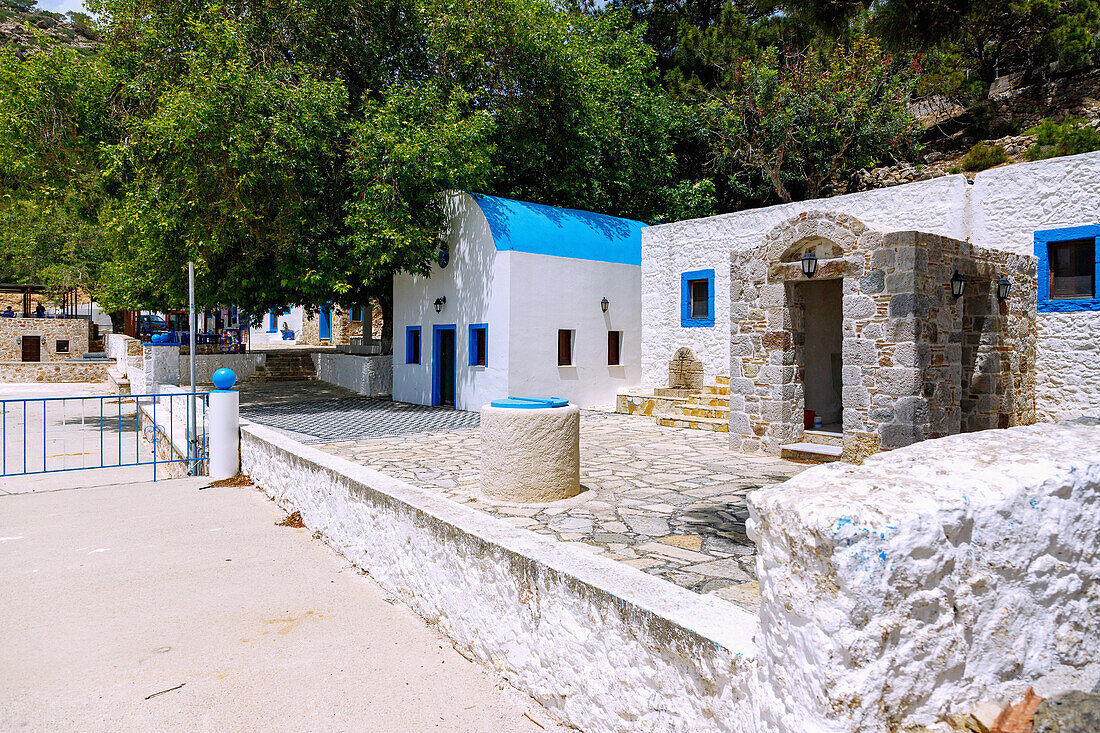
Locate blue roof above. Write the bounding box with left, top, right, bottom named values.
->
left=470, top=193, right=645, bottom=266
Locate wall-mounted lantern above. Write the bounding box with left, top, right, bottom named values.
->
left=996, top=275, right=1012, bottom=301
left=434, top=296, right=446, bottom=314
left=951, top=270, right=967, bottom=300
left=601, top=297, right=609, bottom=313
left=801, top=250, right=818, bottom=278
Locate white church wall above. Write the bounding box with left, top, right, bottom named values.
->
left=507, top=251, right=641, bottom=408
left=392, top=193, right=511, bottom=412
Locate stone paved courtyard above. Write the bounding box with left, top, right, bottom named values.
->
left=237, top=381, right=808, bottom=607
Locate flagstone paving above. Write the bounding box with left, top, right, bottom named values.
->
left=318, top=409, right=807, bottom=608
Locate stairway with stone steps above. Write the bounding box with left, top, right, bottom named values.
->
left=250, top=352, right=317, bottom=382
left=654, top=376, right=731, bottom=433
left=780, top=430, right=843, bottom=463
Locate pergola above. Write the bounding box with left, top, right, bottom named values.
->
left=0, top=284, right=80, bottom=318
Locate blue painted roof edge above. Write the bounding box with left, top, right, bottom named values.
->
left=469, top=193, right=646, bottom=266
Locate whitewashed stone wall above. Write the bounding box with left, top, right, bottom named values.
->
left=642, top=176, right=970, bottom=387
left=242, top=415, right=1099, bottom=731
left=750, top=421, right=1100, bottom=732
left=312, top=353, right=392, bottom=397
left=971, top=152, right=1100, bottom=422
left=179, top=353, right=264, bottom=386
left=240, top=422, right=760, bottom=733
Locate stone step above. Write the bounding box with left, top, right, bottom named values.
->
left=687, top=394, right=729, bottom=407
left=655, top=415, right=729, bottom=432
left=715, top=375, right=730, bottom=385
left=674, top=405, right=730, bottom=419
left=802, top=430, right=843, bottom=448
left=780, top=442, right=843, bottom=463
left=702, top=385, right=731, bottom=395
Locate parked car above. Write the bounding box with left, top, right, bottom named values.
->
left=139, top=314, right=167, bottom=337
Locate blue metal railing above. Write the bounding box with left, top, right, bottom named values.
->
left=0, top=391, right=209, bottom=482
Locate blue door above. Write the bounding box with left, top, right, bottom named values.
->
left=319, top=304, right=331, bottom=340
left=432, top=325, right=457, bottom=407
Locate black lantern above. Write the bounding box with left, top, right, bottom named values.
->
left=801, top=250, right=818, bottom=278
left=601, top=297, right=609, bottom=313
left=997, top=275, right=1012, bottom=301
left=434, top=296, right=446, bottom=314
left=950, top=270, right=967, bottom=300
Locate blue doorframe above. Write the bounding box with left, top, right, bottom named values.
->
left=432, top=324, right=457, bottom=407
left=319, top=303, right=332, bottom=340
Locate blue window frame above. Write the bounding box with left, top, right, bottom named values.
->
left=405, top=326, right=421, bottom=364
left=468, top=323, right=488, bottom=367
left=1036, top=225, right=1100, bottom=313
left=681, top=269, right=715, bottom=327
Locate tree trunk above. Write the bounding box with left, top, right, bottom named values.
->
left=379, top=285, right=393, bottom=356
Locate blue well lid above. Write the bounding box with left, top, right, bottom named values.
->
left=490, top=396, right=569, bottom=409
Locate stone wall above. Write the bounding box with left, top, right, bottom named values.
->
left=312, top=353, right=392, bottom=397
left=0, top=317, right=90, bottom=361
left=0, top=360, right=111, bottom=383
left=750, top=421, right=1100, bottom=732
left=299, top=305, right=353, bottom=346
left=728, top=212, right=1036, bottom=459
left=179, top=353, right=265, bottom=386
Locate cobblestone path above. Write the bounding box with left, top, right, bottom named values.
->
left=319, top=410, right=806, bottom=608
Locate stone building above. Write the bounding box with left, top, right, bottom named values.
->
left=0, top=316, right=90, bottom=362
left=638, top=151, right=1099, bottom=459
left=728, top=211, right=1036, bottom=461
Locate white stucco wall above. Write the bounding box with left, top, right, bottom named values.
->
left=641, top=176, right=970, bottom=387
left=971, top=152, right=1100, bottom=422
left=313, top=353, right=392, bottom=397
left=392, top=193, right=510, bottom=411
left=249, top=305, right=304, bottom=346
left=507, top=251, right=641, bottom=408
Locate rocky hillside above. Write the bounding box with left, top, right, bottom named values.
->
left=0, top=0, right=98, bottom=56
left=843, top=68, right=1100, bottom=194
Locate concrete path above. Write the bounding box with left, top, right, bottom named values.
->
left=0, top=475, right=555, bottom=731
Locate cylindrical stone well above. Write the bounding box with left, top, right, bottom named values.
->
left=480, top=399, right=580, bottom=502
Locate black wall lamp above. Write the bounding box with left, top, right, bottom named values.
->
left=434, top=296, right=446, bottom=314
left=801, top=250, right=818, bottom=278
left=601, top=297, right=609, bottom=313
left=951, top=270, right=967, bottom=300
left=997, top=275, right=1012, bottom=301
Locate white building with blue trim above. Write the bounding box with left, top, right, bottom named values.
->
left=392, top=192, right=646, bottom=410
left=641, top=150, right=1100, bottom=427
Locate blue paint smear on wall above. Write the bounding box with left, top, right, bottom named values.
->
left=471, top=193, right=646, bottom=266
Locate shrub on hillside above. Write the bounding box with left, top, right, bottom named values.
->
left=960, top=142, right=1008, bottom=171
left=1025, top=117, right=1100, bottom=161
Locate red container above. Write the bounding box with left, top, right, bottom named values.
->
left=804, top=409, right=816, bottom=430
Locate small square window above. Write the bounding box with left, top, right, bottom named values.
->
left=1049, top=239, right=1095, bottom=300
left=689, top=280, right=710, bottom=319
left=558, top=329, right=574, bottom=367
left=607, top=331, right=622, bottom=366
left=56, top=339, right=69, bottom=354
left=469, top=324, right=488, bottom=367
left=405, top=326, right=421, bottom=364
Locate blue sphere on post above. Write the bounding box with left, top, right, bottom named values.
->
left=212, top=367, right=237, bottom=390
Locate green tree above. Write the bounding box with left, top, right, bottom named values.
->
left=705, top=36, right=919, bottom=202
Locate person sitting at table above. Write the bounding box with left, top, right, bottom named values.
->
left=280, top=321, right=295, bottom=340
left=34, top=303, right=46, bottom=318
left=1, top=306, right=13, bottom=317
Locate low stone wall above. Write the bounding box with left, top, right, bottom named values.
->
left=179, top=353, right=264, bottom=386
left=241, top=418, right=1099, bottom=731
left=749, top=421, right=1099, bottom=732
left=0, top=360, right=112, bottom=383
left=312, top=353, right=391, bottom=396
left=240, top=422, right=759, bottom=732
left=104, top=332, right=142, bottom=392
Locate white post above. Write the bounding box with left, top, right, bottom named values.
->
left=208, top=368, right=239, bottom=480
left=188, top=262, right=198, bottom=473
